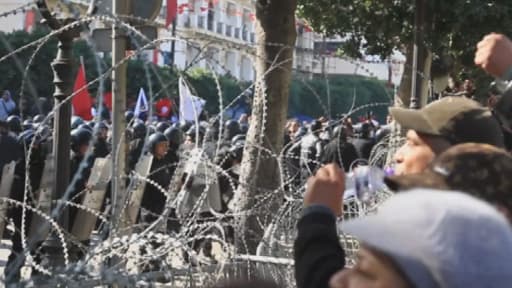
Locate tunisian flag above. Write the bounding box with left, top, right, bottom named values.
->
left=156, top=98, right=173, bottom=118
left=103, top=91, right=113, bottom=111
left=166, top=0, right=178, bottom=27
left=72, top=62, right=93, bottom=121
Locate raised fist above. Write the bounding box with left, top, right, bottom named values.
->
left=304, top=164, right=345, bottom=216
left=475, top=33, right=512, bottom=79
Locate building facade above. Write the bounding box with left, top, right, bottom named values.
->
left=152, top=0, right=315, bottom=81
left=0, top=0, right=32, bottom=33
left=311, top=35, right=405, bottom=85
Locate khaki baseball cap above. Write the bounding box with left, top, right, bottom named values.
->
left=385, top=143, right=512, bottom=212
left=389, top=97, right=505, bottom=147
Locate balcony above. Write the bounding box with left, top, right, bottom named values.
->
left=234, top=28, right=241, bottom=39
left=225, top=25, right=233, bottom=37
left=197, top=16, right=206, bottom=29
left=184, top=17, right=191, bottom=28
left=207, top=19, right=214, bottom=31
left=216, top=22, right=224, bottom=34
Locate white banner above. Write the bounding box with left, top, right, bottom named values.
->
left=179, top=77, right=205, bottom=124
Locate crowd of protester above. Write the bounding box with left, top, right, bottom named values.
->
left=0, top=84, right=389, bottom=283
left=0, top=32, right=512, bottom=287
left=294, top=32, right=512, bottom=288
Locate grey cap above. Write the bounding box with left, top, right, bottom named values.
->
left=343, top=189, right=512, bottom=288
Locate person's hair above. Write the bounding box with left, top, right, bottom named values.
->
left=361, top=123, right=371, bottom=138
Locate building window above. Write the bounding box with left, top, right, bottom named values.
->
left=241, top=56, right=253, bottom=81
left=216, top=22, right=224, bottom=34
left=226, top=25, right=233, bottom=37
left=226, top=2, right=237, bottom=26
left=207, top=0, right=215, bottom=31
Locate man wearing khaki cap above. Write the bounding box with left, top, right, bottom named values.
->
left=385, top=143, right=512, bottom=222
left=390, top=96, right=504, bottom=175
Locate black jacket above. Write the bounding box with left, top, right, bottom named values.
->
left=69, top=152, right=95, bottom=226
left=93, top=139, right=110, bottom=158
left=350, top=138, right=375, bottom=160
left=321, top=139, right=359, bottom=172
left=128, top=138, right=145, bottom=171
left=0, top=132, right=21, bottom=181
left=294, top=208, right=346, bottom=288
left=141, top=156, right=172, bottom=216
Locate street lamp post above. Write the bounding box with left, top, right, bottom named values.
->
left=35, top=0, right=87, bottom=271
left=410, top=0, right=426, bottom=109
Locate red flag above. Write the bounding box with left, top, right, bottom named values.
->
left=178, top=3, right=189, bottom=14
left=166, top=0, right=178, bottom=27
left=156, top=98, right=172, bottom=118
left=72, top=62, right=93, bottom=121
left=24, top=9, right=36, bottom=32
left=153, top=49, right=159, bottom=65
left=103, top=91, right=113, bottom=111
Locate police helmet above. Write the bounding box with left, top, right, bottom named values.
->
left=131, top=121, right=147, bottom=139
left=147, top=132, right=168, bottom=153
left=125, top=111, right=134, bottom=123
left=71, top=116, right=84, bottom=130
left=71, top=128, right=93, bottom=152
left=22, top=119, right=33, bottom=131
left=6, top=115, right=22, bottom=134
left=164, top=127, right=183, bottom=147
left=231, top=134, right=246, bottom=145
left=156, top=121, right=171, bottom=133
left=309, top=120, right=322, bottom=133
left=33, top=114, right=45, bottom=124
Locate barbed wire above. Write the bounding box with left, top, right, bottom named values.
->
left=0, top=6, right=409, bottom=287
left=0, top=1, right=36, bottom=19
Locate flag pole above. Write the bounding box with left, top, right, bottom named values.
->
left=170, top=18, right=177, bottom=67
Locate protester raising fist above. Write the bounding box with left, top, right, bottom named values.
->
left=304, top=164, right=345, bottom=217
left=475, top=33, right=512, bottom=79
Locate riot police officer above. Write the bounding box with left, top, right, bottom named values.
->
left=93, top=121, right=110, bottom=158
left=140, top=133, right=172, bottom=225
left=5, top=129, right=48, bottom=283
left=128, top=121, right=147, bottom=171
left=69, top=128, right=94, bottom=228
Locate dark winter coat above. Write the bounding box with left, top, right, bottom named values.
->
left=294, top=207, right=346, bottom=288
left=141, top=156, right=172, bottom=216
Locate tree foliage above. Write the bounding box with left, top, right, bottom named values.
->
left=185, top=68, right=251, bottom=114
left=298, top=0, right=512, bottom=99
left=0, top=28, right=247, bottom=116
left=298, top=0, right=512, bottom=60
left=0, top=28, right=389, bottom=119
left=0, top=27, right=58, bottom=103
left=289, top=74, right=391, bottom=121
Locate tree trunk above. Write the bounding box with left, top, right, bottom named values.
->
left=233, top=0, right=297, bottom=254
left=398, top=44, right=432, bottom=108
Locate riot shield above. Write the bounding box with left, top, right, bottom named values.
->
left=122, top=154, right=153, bottom=229
left=71, top=157, right=111, bottom=241
left=28, top=156, right=54, bottom=243
left=0, top=161, right=16, bottom=238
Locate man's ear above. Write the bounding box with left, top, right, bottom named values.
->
left=496, top=205, right=512, bottom=224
